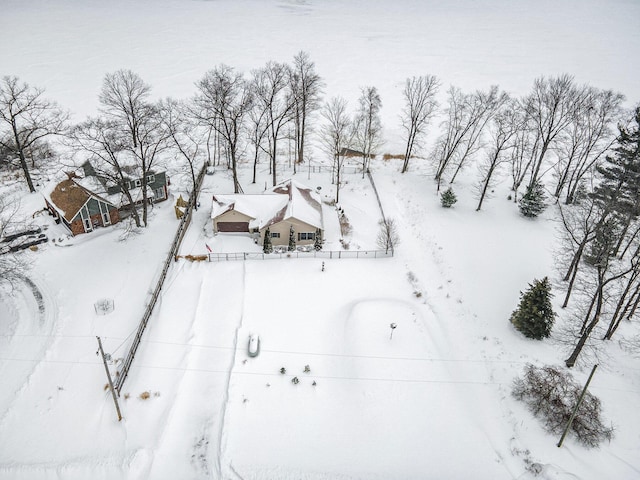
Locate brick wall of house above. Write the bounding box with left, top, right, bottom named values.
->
left=70, top=206, right=120, bottom=236
left=109, top=208, right=120, bottom=224
left=70, top=219, right=86, bottom=236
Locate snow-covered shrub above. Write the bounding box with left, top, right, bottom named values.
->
left=263, top=228, right=273, bottom=254
left=338, top=207, right=352, bottom=236
left=512, top=364, right=613, bottom=448
left=288, top=225, right=296, bottom=251
left=94, top=298, right=114, bottom=315
left=314, top=228, right=322, bottom=251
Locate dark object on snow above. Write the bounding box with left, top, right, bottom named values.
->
left=1, top=233, right=48, bottom=254
left=1, top=226, right=42, bottom=243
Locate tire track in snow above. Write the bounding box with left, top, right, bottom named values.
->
left=0, top=274, right=58, bottom=430
left=214, top=261, right=246, bottom=480
left=143, top=273, right=205, bottom=479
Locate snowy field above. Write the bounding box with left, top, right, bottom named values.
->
left=1, top=1, right=640, bottom=479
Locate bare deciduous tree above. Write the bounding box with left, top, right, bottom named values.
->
left=476, top=97, right=521, bottom=211
left=247, top=100, right=270, bottom=184
left=68, top=117, right=142, bottom=227
left=448, top=86, right=509, bottom=184
left=0, top=196, right=30, bottom=288
left=289, top=51, right=324, bottom=168
left=376, top=217, right=399, bottom=254
left=400, top=75, right=439, bottom=173
left=320, top=97, right=352, bottom=203
left=523, top=74, right=585, bottom=190
left=353, top=86, right=383, bottom=178
left=252, top=62, right=295, bottom=187
left=553, top=88, right=624, bottom=204
left=160, top=98, right=206, bottom=206
left=100, top=70, right=170, bottom=226
left=0, top=76, right=68, bottom=192
left=434, top=86, right=506, bottom=189
left=195, top=65, right=253, bottom=193
left=557, top=193, right=603, bottom=307
left=509, top=112, right=540, bottom=202
left=565, top=245, right=637, bottom=367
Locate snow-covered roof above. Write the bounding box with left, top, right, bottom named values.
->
left=76, top=175, right=153, bottom=208
left=211, top=179, right=323, bottom=230
left=43, top=177, right=116, bottom=222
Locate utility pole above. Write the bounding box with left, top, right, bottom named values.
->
left=557, top=364, right=598, bottom=448
left=97, top=336, right=122, bottom=422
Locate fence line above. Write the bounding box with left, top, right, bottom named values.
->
left=366, top=171, right=386, bottom=223
left=205, top=249, right=393, bottom=262
left=114, top=165, right=206, bottom=394
left=305, top=165, right=362, bottom=175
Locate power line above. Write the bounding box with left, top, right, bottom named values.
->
left=0, top=335, right=533, bottom=366
left=3, top=355, right=640, bottom=392
left=0, top=356, right=504, bottom=386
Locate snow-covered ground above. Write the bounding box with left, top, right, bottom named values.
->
left=1, top=1, right=640, bottom=479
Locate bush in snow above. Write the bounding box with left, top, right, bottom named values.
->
left=519, top=181, right=547, bottom=217
left=288, top=225, right=296, bottom=251
left=509, top=277, right=555, bottom=340
left=291, top=376, right=299, bottom=384
left=512, top=364, right=613, bottom=448
left=314, top=228, right=323, bottom=251
left=440, top=187, right=457, bottom=208
left=280, top=367, right=286, bottom=374
left=263, top=228, right=273, bottom=254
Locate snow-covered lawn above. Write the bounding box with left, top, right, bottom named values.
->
left=1, top=162, right=639, bottom=479
left=1, top=1, right=640, bottom=478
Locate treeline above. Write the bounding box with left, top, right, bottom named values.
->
left=1, top=52, right=639, bottom=365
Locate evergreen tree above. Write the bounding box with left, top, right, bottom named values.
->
left=519, top=181, right=547, bottom=217
left=288, top=225, right=296, bottom=251
left=588, top=107, right=640, bottom=254
left=583, top=216, right=620, bottom=266
left=263, top=228, right=273, bottom=254
left=314, top=228, right=323, bottom=251
left=440, top=187, right=457, bottom=208
left=591, top=107, right=640, bottom=216
left=510, top=277, right=556, bottom=340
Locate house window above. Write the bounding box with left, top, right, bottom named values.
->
left=147, top=174, right=155, bottom=184
left=271, top=232, right=281, bottom=238
left=134, top=179, right=142, bottom=188
left=154, top=187, right=165, bottom=200
left=99, top=202, right=111, bottom=226
left=81, top=206, right=93, bottom=232
left=298, top=232, right=315, bottom=241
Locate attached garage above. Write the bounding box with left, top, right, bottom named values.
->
left=217, top=221, right=249, bottom=232
left=212, top=207, right=255, bottom=234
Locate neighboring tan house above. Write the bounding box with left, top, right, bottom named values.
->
left=44, top=174, right=120, bottom=236
left=211, top=179, right=323, bottom=246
